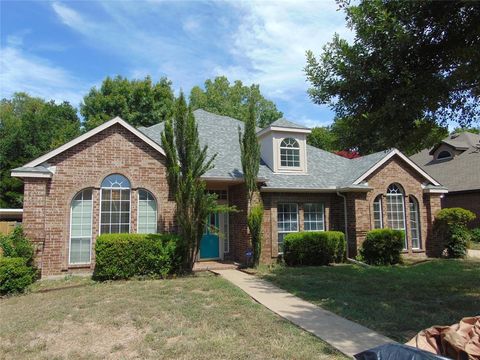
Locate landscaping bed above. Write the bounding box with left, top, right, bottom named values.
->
left=257, top=259, right=480, bottom=342
left=0, top=273, right=345, bottom=360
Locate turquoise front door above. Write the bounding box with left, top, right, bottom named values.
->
left=200, top=213, right=220, bottom=259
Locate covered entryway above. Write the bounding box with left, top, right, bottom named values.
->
left=199, top=211, right=229, bottom=260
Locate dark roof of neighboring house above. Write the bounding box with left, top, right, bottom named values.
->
left=411, top=132, right=480, bottom=192
left=140, top=109, right=441, bottom=191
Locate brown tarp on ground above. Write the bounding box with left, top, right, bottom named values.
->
left=406, top=316, right=480, bottom=360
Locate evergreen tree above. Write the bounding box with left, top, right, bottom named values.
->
left=161, top=93, right=217, bottom=271
left=239, top=98, right=263, bottom=266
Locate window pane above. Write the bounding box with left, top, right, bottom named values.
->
left=277, top=203, right=298, bottom=254
left=304, top=203, right=324, bottom=231
left=410, top=197, right=421, bottom=249
left=100, top=177, right=131, bottom=234
left=70, top=189, right=92, bottom=264
left=137, top=190, right=157, bottom=234
left=386, top=185, right=407, bottom=249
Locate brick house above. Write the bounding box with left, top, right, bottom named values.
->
left=411, top=132, right=480, bottom=228
left=12, top=110, right=447, bottom=276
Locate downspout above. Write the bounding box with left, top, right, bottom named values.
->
left=336, top=191, right=350, bottom=259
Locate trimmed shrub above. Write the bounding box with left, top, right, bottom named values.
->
left=93, top=233, right=183, bottom=281
left=283, top=231, right=345, bottom=266
left=360, top=229, right=404, bottom=265
left=0, top=257, right=36, bottom=295
left=470, top=228, right=480, bottom=243
left=434, top=208, right=476, bottom=258
left=0, top=226, right=35, bottom=265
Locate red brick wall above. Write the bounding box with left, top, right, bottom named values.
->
left=442, top=191, right=480, bottom=229
left=260, top=192, right=336, bottom=263
left=353, top=156, right=442, bottom=257
left=22, top=124, right=176, bottom=276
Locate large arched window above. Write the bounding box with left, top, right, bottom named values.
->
left=386, top=184, right=407, bottom=249
left=100, top=174, right=131, bottom=234
left=70, top=188, right=93, bottom=264
left=409, top=196, right=421, bottom=249
left=373, top=195, right=383, bottom=229
left=137, top=189, right=157, bottom=234
left=280, top=138, right=300, bottom=167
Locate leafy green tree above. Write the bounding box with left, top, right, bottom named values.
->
left=452, top=127, right=480, bottom=135
left=305, top=0, right=479, bottom=155
left=189, top=76, right=283, bottom=128
left=0, top=93, right=81, bottom=208
left=81, top=75, right=175, bottom=130
left=161, top=93, right=217, bottom=271
left=239, top=98, right=263, bottom=266
left=307, top=126, right=338, bottom=152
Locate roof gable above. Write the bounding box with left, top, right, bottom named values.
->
left=23, top=116, right=166, bottom=168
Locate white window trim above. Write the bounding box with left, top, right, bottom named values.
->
left=69, top=189, right=93, bottom=265
left=409, top=197, right=422, bottom=250
left=99, top=175, right=132, bottom=235
left=304, top=203, right=325, bottom=231
left=386, top=185, right=408, bottom=250
left=279, top=138, right=301, bottom=169
left=277, top=203, right=299, bottom=254
left=137, top=189, right=158, bottom=234
left=436, top=150, right=452, bottom=160
left=373, top=195, right=384, bottom=229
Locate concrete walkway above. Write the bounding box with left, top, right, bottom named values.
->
left=213, top=269, right=394, bottom=358
left=468, top=249, right=480, bottom=259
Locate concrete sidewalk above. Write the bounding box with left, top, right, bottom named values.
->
left=213, top=269, right=394, bottom=358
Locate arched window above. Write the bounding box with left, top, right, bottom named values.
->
left=280, top=138, right=300, bottom=167
left=373, top=195, right=383, bottom=229
left=409, top=196, right=421, bottom=249
left=386, top=184, right=407, bottom=249
left=437, top=150, right=452, bottom=160
left=137, top=189, right=157, bottom=234
left=70, top=189, right=93, bottom=264
left=100, top=174, right=131, bottom=234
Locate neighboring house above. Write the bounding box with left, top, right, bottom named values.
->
left=12, top=110, right=447, bottom=276
left=411, top=132, right=480, bottom=228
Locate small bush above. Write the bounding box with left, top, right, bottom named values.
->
left=0, top=226, right=35, bottom=265
left=360, top=229, right=404, bottom=265
left=471, top=228, right=480, bottom=243
left=434, top=208, right=476, bottom=258
left=283, top=231, right=345, bottom=266
left=0, top=257, right=36, bottom=295
left=93, top=233, right=183, bottom=281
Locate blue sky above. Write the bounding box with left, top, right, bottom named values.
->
left=0, top=0, right=352, bottom=127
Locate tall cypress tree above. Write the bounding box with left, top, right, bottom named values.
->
left=239, top=96, right=263, bottom=266
left=161, top=93, right=217, bottom=271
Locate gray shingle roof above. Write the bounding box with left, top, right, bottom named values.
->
left=268, top=118, right=309, bottom=130
left=11, top=166, right=52, bottom=174
left=139, top=109, right=408, bottom=190
left=411, top=132, right=480, bottom=192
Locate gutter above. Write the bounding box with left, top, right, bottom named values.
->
left=336, top=191, right=350, bottom=259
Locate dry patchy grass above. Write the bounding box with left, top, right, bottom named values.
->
left=0, top=273, right=345, bottom=360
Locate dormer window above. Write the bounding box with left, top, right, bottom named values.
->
left=280, top=138, right=300, bottom=167
left=437, top=150, right=452, bottom=160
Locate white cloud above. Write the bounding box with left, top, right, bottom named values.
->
left=218, top=1, right=352, bottom=98
left=0, top=46, right=88, bottom=106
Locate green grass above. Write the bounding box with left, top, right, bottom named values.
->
left=257, top=260, right=480, bottom=342
left=0, top=273, right=345, bottom=360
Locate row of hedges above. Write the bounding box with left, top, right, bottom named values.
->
left=283, top=231, right=345, bottom=266
left=93, top=233, right=183, bottom=281
left=0, top=227, right=37, bottom=295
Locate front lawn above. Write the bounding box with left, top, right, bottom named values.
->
left=0, top=273, right=345, bottom=360
left=257, top=259, right=480, bottom=342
